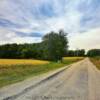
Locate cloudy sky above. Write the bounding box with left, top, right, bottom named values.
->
left=0, top=0, right=100, bottom=50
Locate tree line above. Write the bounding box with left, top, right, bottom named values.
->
left=87, top=49, right=100, bottom=57
left=65, top=49, right=85, bottom=57
left=0, top=30, right=99, bottom=61
left=0, top=30, right=68, bottom=61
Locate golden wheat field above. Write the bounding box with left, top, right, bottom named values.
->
left=0, top=59, right=49, bottom=66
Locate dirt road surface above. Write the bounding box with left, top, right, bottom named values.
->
left=0, top=58, right=100, bottom=100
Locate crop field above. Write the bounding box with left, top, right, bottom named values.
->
left=0, top=59, right=49, bottom=66
left=0, top=57, right=84, bottom=88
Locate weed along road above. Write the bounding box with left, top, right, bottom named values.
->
left=0, top=58, right=100, bottom=100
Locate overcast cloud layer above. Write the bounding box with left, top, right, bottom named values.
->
left=0, top=0, right=100, bottom=50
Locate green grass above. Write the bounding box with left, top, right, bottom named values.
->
left=0, top=57, right=84, bottom=88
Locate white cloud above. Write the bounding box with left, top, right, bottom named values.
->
left=0, top=0, right=100, bottom=50
left=69, top=28, right=100, bottom=51
left=0, top=0, right=83, bottom=34
left=0, top=28, right=17, bottom=40
left=0, top=28, right=41, bottom=44
left=12, top=37, right=41, bottom=44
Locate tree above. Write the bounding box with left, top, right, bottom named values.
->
left=66, top=50, right=75, bottom=56
left=42, top=30, right=68, bottom=61
left=74, top=49, right=85, bottom=56
left=65, top=49, right=85, bottom=57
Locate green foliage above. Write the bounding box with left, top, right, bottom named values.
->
left=66, top=49, right=85, bottom=57
left=42, top=30, right=68, bottom=61
left=0, top=30, right=68, bottom=61
left=87, top=49, right=100, bottom=57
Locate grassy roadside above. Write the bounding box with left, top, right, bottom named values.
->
left=90, top=56, right=100, bottom=70
left=0, top=57, right=84, bottom=88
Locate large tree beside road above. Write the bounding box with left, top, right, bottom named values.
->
left=42, top=30, right=68, bottom=61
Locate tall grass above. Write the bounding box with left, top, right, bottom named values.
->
left=90, top=56, right=100, bottom=70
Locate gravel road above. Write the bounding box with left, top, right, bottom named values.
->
left=0, top=58, right=100, bottom=100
